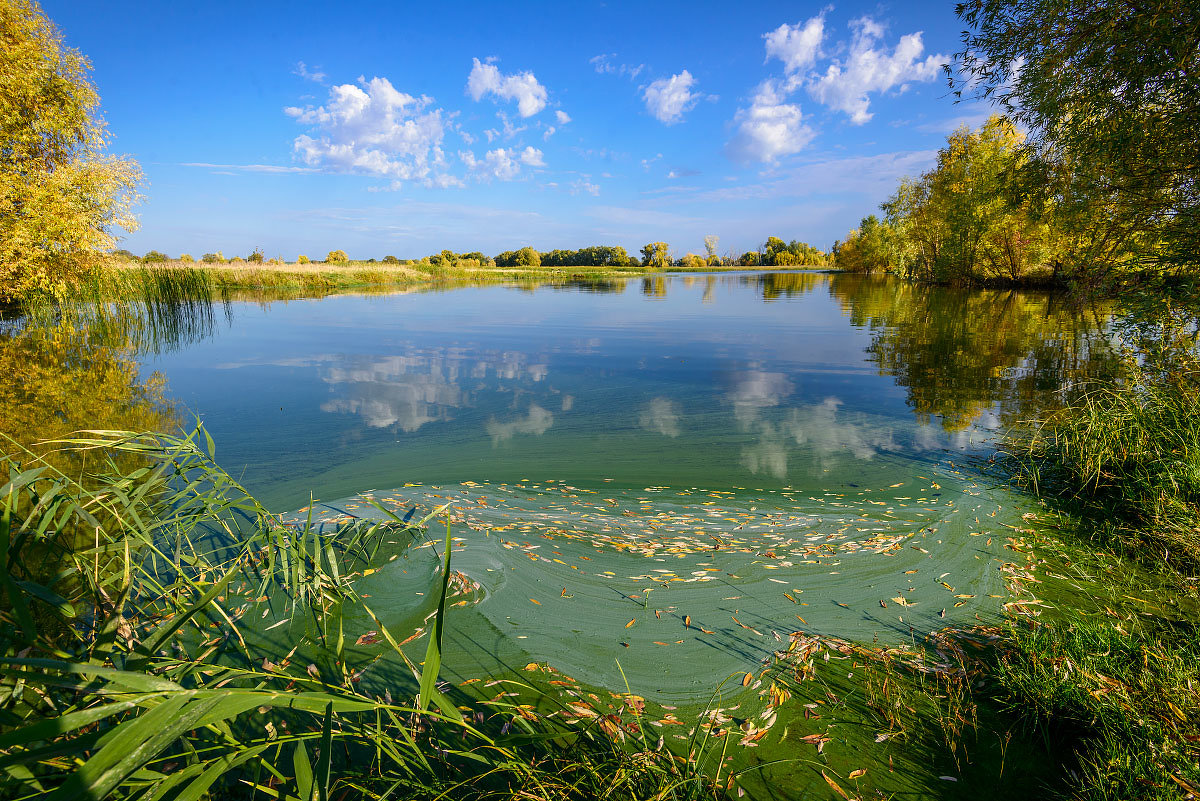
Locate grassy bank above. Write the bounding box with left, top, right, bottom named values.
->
left=989, top=294, right=1200, bottom=799
left=87, top=260, right=818, bottom=301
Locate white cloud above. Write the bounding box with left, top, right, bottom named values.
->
left=466, top=58, right=548, bottom=117
left=590, top=54, right=644, bottom=79
left=555, top=110, right=571, bottom=125
left=519, top=146, right=545, bottom=167
left=293, top=61, right=326, bottom=83
left=543, top=126, right=556, bottom=140
left=725, top=81, right=815, bottom=164
left=285, top=77, right=451, bottom=186
left=460, top=146, right=543, bottom=181
left=764, top=16, right=824, bottom=79
left=723, top=14, right=943, bottom=163
left=642, top=70, right=700, bottom=125
left=809, top=17, right=945, bottom=124
left=570, top=178, right=599, bottom=196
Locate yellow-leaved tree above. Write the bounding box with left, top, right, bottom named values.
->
left=0, top=0, right=141, bottom=301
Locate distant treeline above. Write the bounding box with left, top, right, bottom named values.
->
left=113, top=238, right=830, bottom=270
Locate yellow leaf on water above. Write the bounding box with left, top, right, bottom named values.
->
left=625, top=619, right=636, bottom=628
left=741, top=672, right=753, bottom=687
left=821, top=771, right=851, bottom=799
left=529, top=598, right=541, bottom=605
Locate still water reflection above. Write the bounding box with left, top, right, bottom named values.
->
left=104, top=271, right=1110, bottom=511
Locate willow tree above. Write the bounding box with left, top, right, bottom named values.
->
left=0, top=0, right=141, bottom=301
left=953, top=0, right=1200, bottom=279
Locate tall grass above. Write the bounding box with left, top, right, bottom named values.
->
left=994, top=292, right=1200, bottom=799
left=0, top=429, right=722, bottom=800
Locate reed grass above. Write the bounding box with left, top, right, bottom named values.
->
left=0, top=429, right=724, bottom=800
left=992, top=293, right=1200, bottom=799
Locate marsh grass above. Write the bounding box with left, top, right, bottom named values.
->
left=0, top=429, right=724, bottom=800
left=991, top=291, right=1200, bottom=799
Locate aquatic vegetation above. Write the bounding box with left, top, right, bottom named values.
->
left=0, top=430, right=726, bottom=800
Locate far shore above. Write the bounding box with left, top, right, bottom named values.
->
left=107, top=259, right=832, bottom=296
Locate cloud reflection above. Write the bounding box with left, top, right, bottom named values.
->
left=639, top=396, right=682, bottom=437
left=487, top=403, right=554, bottom=444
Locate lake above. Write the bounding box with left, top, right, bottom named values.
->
left=2, top=270, right=1116, bottom=797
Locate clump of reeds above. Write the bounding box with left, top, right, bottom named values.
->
left=0, top=429, right=723, bottom=800
left=995, top=290, right=1200, bottom=799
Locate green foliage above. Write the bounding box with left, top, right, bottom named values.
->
left=382, top=255, right=401, bottom=264
left=677, top=253, right=706, bottom=270
left=247, top=248, right=264, bottom=264
left=756, top=237, right=828, bottom=267
left=832, top=215, right=900, bottom=274
left=953, top=0, right=1200, bottom=279
left=639, top=242, right=670, bottom=269
left=110, top=249, right=135, bottom=261
left=539, top=245, right=632, bottom=267
left=325, top=249, right=349, bottom=264
left=0, top=0, right=142, bottom=301
left=863, top=116, right=1061, bottom=283
left=1010, top=311, right=1200, bottom=566
left=140, top=250, right=168, bottom=264
left=738, top=251, right=759, bottom=266
left=493, top=246, right=541, bottom=267
left=178, top=253, right=193, bottom=262
left=200, top=252, right=223, bottom=263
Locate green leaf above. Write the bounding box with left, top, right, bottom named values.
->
left=293, top=739, right=314, bottom=801
left=316, top=702, right=333, bottom=801
left=418, top=520, right=454, bottom=714
left=13, top=580, right=76, bottom=618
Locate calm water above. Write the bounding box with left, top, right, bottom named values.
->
left=2, top=271, right=1116, bottom=797
left=121, top=270, right=1115, bottom=674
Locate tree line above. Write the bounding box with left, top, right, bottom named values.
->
left=107, top=239, right=830, bottom=272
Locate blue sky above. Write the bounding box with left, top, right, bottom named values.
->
left=44, top=1, right=994, bottom=260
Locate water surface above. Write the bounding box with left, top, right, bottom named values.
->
left=0, top=271, right=1116, bottom=796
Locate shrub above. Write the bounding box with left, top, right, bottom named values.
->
left=247, top=248, right=264, bottom=264
left=678, top=253, right=706, bottom=270
left=141, top=250, right=168, bottom=263
left=201, top=252, right=224, bottom=263
left=297, top=254, right=310, bottom=264
left=111, top=249, right=136, bottom=261
left=382, top=255, right=401, bottom=264
left=326, top=249, right=349, bottom=264
left=179, top=253, right=194, bottom=262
